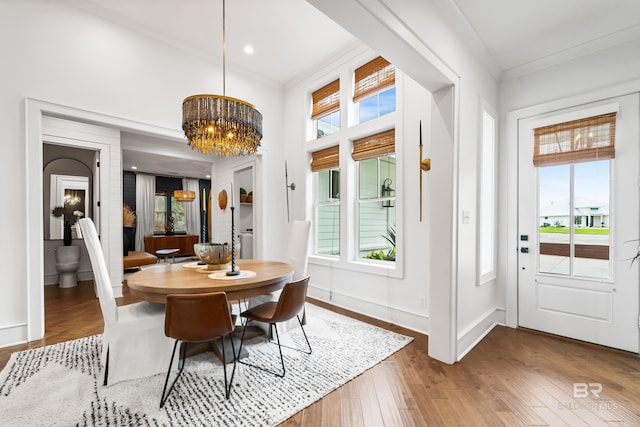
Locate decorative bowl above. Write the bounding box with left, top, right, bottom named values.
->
left=193, top=242, right=237, bottom=270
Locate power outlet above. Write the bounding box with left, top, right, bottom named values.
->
left=419, top=296, right=426, bottom=307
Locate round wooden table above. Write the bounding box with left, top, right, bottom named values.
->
left=126, top=259, right=293, bottom=303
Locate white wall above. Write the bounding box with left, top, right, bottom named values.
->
left=497, top=38, right=640, bottom=325
left=1, top=0, right=502, bottom=362
left=0, top=0, right=283, bottom=347
left=290, top=0, right=500, bottom=361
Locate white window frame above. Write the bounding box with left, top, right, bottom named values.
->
left=306, top=54, right=403, bottom=279
left=477, top=100, right=497, bottom=286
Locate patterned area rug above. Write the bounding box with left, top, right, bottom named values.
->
left=0, top=304, right=412, bottom=426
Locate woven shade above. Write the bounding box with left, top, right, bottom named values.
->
left=311, top=79, right=340, bottom=120
left=533, top=113, right=616, bottom=167
left=311, top=145, right=339, bottom=172
left=352, top=129, right=395, bottom=161
left=353, top=56, right=395, bottom=103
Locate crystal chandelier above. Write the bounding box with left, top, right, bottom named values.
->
left=182, top=0, right=262, bottom=156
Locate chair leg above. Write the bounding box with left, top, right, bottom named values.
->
left=238, top=318, right=311, bottom=378
left=220, top=334, right=237, bottom=399
left=272, top=323, right=285, bottom=378
left=103, top=347, right=109, bottom=386
left=160, top=340, right=187, bottom=408
left=296, top=315, right=312, bottom=355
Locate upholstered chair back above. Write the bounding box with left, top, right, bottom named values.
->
left=78, top=218, right=118, bottom=324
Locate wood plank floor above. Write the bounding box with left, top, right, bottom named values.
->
left=1, top=281, right=639, bottom=426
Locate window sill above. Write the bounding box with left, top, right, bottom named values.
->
left=309, top=255, right=402, bottom=279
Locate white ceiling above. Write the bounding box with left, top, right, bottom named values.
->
left=68, top=0, right=640, bottom=176
left=450, top=0, right=640, bottom=75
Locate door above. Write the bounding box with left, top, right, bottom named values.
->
left=518, top=93, right=639, bottom=353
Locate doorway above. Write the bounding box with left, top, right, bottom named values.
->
left=517, top=93, right=639, bottom=352
left=235, top=166, right=255, bottom=259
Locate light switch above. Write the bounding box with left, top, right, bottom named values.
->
left=462, top=210, right=471, bottom=224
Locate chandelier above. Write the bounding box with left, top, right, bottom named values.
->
left=64, top=190, right=81, bottom=206
left=182, top=0, right=262, bottom=156
left=173, top=190, right=196, bottom=202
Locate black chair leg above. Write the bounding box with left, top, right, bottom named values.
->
left=103, top=347, right=109, bottom=386
left=160, top=340, right=187, bottom=408
left=221, top=334, right=238, bottom=399
left=238, top=318, right=311, bottom=378
left=296, top=315, right=312, bottom=355
left=272, top=323, right=285, bottom=378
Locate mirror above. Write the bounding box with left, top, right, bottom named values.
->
left=43, top=151, right=93, bottom=240
left=50, top=174, right=89, bottom=239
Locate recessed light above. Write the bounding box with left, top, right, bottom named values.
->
left=244, top=45, right=254, bottom=55
left=206, top=174, right=211, bottom=178
left=131, top=166, right=138, bottom=170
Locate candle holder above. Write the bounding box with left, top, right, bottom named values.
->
left=226, top=206, right=240, bottom=276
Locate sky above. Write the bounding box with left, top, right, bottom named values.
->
left=538, top=160, right=609, bottom=209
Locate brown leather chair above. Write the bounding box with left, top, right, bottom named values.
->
left=160, top=292, right=237, bottom=408
left=237, top=276, right=311, bottom=378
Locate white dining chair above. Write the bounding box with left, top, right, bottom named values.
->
left=285, top=220, right=311, bottom=281
left=250, top=220, right=310, bottom=333
left=78, top=218, right=174, bottom=386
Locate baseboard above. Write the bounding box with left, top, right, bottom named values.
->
left=44, top=270, right=94, bottom=286
left=308, top=285, right=429, bottom=335
left=0, top=323, right=28, bottom=348
left=457, top=307, right=505, bottom=361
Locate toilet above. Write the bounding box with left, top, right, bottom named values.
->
left=55, top=245, right=81, bottom=288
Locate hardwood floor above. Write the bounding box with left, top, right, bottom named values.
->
left=1, top=281, right=639, bottom=426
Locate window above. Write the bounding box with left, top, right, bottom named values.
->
left=312, top=79, right=340, bottom=138
left=535, top=112, right=616, bottom=280
left=311, top=146, right=340, bottom=255
left=478, top=106, right=497, bottom=285
left=353, top=129, right=396, bottom=262
left=354, top=56, right=396, bottom=123
left=154, top=192, right=186, bottom=234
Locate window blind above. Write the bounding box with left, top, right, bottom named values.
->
left=533, top=112, right=616, bottom=167
left=353, top=56, right=395, bottom=103
left=352, top=129, right=395, bottom=161
left=311, top=145, right=340, bottom=172
left=311, top=79, right=340, bottom=120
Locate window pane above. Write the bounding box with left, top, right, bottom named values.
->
left=317, top=169, right=340, bottom=202
left=538, top=165, right=570, bottom=275
left=317, top=204, right=340, bottom=255
left=170, top=196, right=186, bottom=233
left=331, top=169, right=340, bottom=199
left=359, top=201, right=395, bottom=260
left=316, top=110, right=340, bottom=138
left=380, top=155, right=395, bottom=193
left=358, top=88, right=396, bottom=124
left=379, top=87, right=396, bottom=116
left=479, top=110, right=496, bottom=280
left=359, top=158, right=378, bottom=199
left=154, top=194, right=166, bottom=233
left=359, top=96, right=378, bottom=123
left=573, top=160, right=610, bottom=279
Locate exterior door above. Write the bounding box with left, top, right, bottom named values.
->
left=518, top=93, right=639, bottom=353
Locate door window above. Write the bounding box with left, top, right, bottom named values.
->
left=538, top=160, right=610, bottom=279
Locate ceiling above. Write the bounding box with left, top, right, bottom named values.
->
left=449, top=0, right=640, bottom=76
left=68, top=0, right=640, bottom=176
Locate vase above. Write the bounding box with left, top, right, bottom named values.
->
left=63, top=223, right=72, bottom=246
left=123, top=227, right=135, bottom=256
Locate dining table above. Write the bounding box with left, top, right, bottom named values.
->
left=126, top=259, right=294, bottom=303
left=126, top=259, right=294, bottom=361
